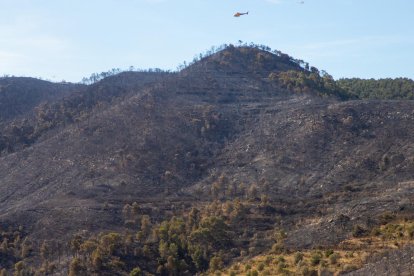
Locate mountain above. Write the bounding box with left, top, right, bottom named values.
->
left=0, top=44, right=413, bottom=275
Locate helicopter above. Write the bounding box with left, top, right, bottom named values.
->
left=234, top=11, right=249, bottom=17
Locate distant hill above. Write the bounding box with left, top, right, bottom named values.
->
left=0, top=72, right=171, bottom=156
left=338, top=77, right=414, bottom=99
left=0, top=44, right=413, bottom=275
left=0, top=77, right=83, bottom=122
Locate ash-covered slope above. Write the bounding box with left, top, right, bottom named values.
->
left=0, top=46, right=414, bottom=272
left=0, top=77, right=83, bottom=123
left=0, top=72, right=170, bottom=156
left=346, top=245, right=414, bottom=275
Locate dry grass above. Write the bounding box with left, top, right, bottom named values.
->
left=215, top=220, right=414, bottom=276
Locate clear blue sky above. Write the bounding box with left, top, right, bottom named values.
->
left=1, top=0, right=413, bottom=82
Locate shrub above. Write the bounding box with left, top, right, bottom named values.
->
left=345, top=251, right=354, bottom=258
left=294, top=252, right=304, bottom=264
left=407, top=225, right=414, bottom=238
left=301, top=266, right=318, bottom=276
left=378, top=212, right=396, bottom=225
left=129, top=267, right=142, bottom=276
left=277, top=256, right=286, bottom=263
left=329, top=252, right=340, bottom=265
left=352, top=225, right=367, bottom=237
left=262, top=269, right=271, bottom=276
left=14, top=261, right=25, bottom=274
left=371, top=227, right=381, bottom=236
left=271, top=243, right=284, bottom=254
left=310, top=252, right=322, bottom=266
left=68, top=258, right=83, bottom=276
left=342, top=264, right=358, bottom=272
left=277, top=261, right=287, bottom=273
left=324, top=249, right=334, bottom=257
left=209, top=256, right=223, bottom=272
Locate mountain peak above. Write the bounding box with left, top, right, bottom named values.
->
left=184, top=44, right=306, bottom=77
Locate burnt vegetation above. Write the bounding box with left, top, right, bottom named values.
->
left=1, top=44, right=414, bottom=275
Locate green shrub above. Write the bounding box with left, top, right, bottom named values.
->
left=310, top=252, right=322, bottom=266
left=345, top=251, right=354, bottom=258
left=129, top=267, right=142, bottom=276
left=324, top=249, right=334, bottom=257
left=277, top=261, right=287, bottom=273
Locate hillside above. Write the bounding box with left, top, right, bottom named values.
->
left=0, top=45, right=413, bottom=275
left=0, top=72, right=171, bottom=156
left=0, top=77, right=83, bottom=123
